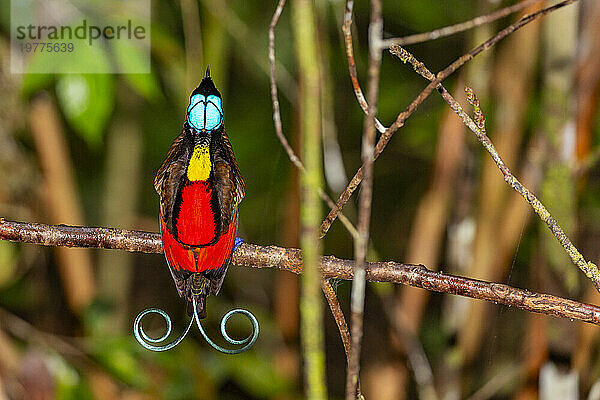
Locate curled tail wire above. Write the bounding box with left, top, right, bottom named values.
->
left=191, top=295, right=259, bottom=354
left=134, top=237, right=258, bottom=353
left=133, top=299, right=259, bottom=354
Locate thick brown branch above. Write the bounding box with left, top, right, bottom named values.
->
left=1, top=219, right=599, bottom=325
left=0, top=219, right=162, bottom=253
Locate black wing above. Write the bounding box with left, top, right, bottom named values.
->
left=154, top=131, right=188, bottom=233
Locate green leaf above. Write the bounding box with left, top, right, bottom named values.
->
left=111, top=34, right=160, bottom=101
left=55, top=74, right=114, bottom=148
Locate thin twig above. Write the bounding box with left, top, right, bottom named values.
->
left=269, top=0, right=299, bottom=172
left=381, top=0, right=543, bottom=48
left=1, top=219, right=600, bottom=325
left=268, top=0, right=358, bottom=239
left=270, top=0, right=299, bottom=169
left=346, top=0, right=382, bottom=398
left=320, top=0, right=580, bottom=238
left=341, top=0, right=386, bottom=133
left=322, top=279, right=364, bottom=398
left=321, top=280, right=363, bottom=397
left=389, top=43, right=600, bottom=293
left=322, top=280, right=351, bottom=356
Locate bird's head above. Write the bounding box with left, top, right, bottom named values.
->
left=186, top=67, right=223, bottom=134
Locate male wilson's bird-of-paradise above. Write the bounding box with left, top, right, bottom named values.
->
left=133, top=68, right=259, bottom=354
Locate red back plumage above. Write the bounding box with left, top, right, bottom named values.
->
left=175, top=181, right=217, bottom=246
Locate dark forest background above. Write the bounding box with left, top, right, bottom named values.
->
left=1, top=0, right=600, bottom=398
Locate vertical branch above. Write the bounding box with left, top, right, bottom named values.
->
left=269, top=2, right=358, bottom=391
left=291, top=0, right=327, bottom=398
left=346, top=0, right=382, bottom=399
left=321, top=280, right=363, bottom=398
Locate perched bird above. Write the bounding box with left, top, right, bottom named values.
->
left=154, top=68, right=244, bottom=318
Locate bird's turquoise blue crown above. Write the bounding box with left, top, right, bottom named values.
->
left=187, top=67, right=223, bottom=132
left=187, top=94, right=223, bottom=131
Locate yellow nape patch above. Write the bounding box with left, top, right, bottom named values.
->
left=187, top=145, right=212, bottom=181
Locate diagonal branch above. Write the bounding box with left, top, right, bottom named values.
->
left=1, top=219, right=600, bottom=326
left=320, top=0, right=580, bottom=238
left=322, top=281, right=351, bottom=356
left=463, top=88, right=600, bottom=292
left=388, top=44, right=600, bottom=292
